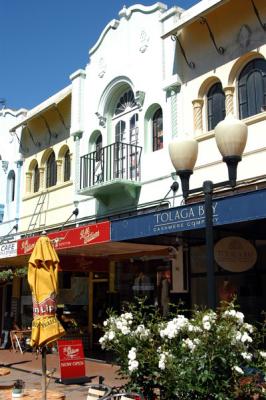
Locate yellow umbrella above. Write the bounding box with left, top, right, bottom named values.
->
left=28, top=235, right=65, bottom=400
left=28, top=235, right=65, bottom=347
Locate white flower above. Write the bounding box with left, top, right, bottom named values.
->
left=241, top=352, right=252, bottom=361
left=160, top=315, right=188, bottom=339
left=108, top=331, right=115, bottom=340
left=223, top=309, right=244, bottom=324
left=232, top=366, right=244, bottom=374
left=128, top=347, right=136, bottom=360
left=103, top=320, right=108, bottom=327
left=182, top=338, right=196, bottom=352
left=260, top=351, right=266, bottom=359
left=243, top=323, right=254, bottom=333
left=128, top=359, right=139, bottom=372
left=241, top=332, right=252, bottom=343
left=121, top=326, right=130, bottom=335
left=203, top=321, right=211, bottom=331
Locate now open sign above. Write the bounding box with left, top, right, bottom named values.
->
left=57, top=339, right=86, bottom=381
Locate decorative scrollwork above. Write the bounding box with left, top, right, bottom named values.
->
left=200, top=17, right=225, bottom=55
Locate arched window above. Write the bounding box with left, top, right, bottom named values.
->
left=115, top=90, right=137, bottom=115
left=238, top=58, right=266, bottom=119
left=64, top=149, right=71, bottom=182
left=33, top=164, right=40, bottom=193
left=95, top=134, right=103, bottom=162
left=46, top=151, right=57, bottom=188
left=207, top=82, right=225, bottom=130
left=152, top=108, right=163, bottom=151
left=7, top=170, right=15, bottom=202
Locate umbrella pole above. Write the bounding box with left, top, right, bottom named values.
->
left=42, top=346, right=47, bottom=400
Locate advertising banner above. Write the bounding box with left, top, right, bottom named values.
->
left=57, top=339, right=86, bottom=381
left=17, top=221, right=110, bottom=256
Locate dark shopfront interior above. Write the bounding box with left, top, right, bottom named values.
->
left=14, top=215, right=266, bottom=359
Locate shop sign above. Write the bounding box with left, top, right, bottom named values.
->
left=111, top=188, right=266, bottom=240
left=0, top=241, right=17, bottom=258
left=57, top=339, right=86, bottom=380
left=214, top=236, right=257, bottom=272
left=17, top=221, right=110, bottom=255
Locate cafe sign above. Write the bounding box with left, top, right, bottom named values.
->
left=214, top=236, right=257, bottom=272
left=0, top=242, right=17, bottom=258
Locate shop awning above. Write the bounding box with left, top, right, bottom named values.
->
left=161, top=0, right=229, bottom=39
left=10, top=86, right=71, bottom=131
left=0, top=241, right=173, bottom=268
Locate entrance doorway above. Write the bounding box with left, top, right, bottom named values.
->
left=88, top=272, right=109, bottom=354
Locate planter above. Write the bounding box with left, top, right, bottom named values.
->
left=12, top=388, right=24, bottom=398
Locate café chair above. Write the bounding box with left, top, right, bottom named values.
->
left=86, top=383, right=112, bottom=400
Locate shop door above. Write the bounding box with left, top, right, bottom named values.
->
left=88, top=272, right=109, bottom=350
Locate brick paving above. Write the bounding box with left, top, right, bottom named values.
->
left=0, top=349, right=126, bottom=399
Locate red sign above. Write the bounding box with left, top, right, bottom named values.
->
left=57, top=339, right=86, bottom=380
left=17, top=221, right=110, bottom=255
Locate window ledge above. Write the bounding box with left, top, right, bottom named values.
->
left=195, top=111, right=266, bottom=143
left=22, top=180, right=73, bottom=201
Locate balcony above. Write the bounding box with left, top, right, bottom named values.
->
left=79, top=142, right=142, bottom=211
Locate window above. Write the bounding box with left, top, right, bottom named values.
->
left=33, top=164, right=40, bottom=193
left=207, top=82, right=225, bottom=130
left=238, top=58, right=266, bottom=119
left=152, top=108, right=163, bottom=151
left=115, top=121, right=126, bottom=142
left=115, top=90, right=137, bottom=116
left=46, top=151, right=57, bottom=188
left=64, top=149, right=71, bottom=182
left=95, top=134, right=103, bottom=161
left=7, top=170, right=15, bottom=202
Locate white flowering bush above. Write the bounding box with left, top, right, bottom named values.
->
left=99, top=301, right=266, bottom=399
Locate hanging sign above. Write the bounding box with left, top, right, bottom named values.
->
left=214, top=236, right=257, bottom=272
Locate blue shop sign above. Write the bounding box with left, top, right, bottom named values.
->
left=111, top=188, right=266, bottom=241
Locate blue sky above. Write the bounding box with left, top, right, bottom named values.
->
left=1, top=0, right=199, bottom=110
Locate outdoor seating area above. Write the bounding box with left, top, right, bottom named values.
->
left=10, top=329, right=31, bottom=353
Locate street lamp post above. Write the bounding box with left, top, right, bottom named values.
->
left=168, top=115, right=248, bottom=309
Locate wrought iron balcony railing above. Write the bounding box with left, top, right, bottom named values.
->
left=80, top=142, right=142, bottom=190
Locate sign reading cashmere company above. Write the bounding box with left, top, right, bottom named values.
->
left=111, top=201, right=219, bottom=240
left=111, top=188, right=266, bottom=241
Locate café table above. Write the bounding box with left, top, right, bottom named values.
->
left=0, top=388, right=65, bottom=399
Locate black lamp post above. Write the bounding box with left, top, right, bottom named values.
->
left=168, top=115, right=248, bottom=309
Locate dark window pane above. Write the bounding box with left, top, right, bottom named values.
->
left=33, top=164, right=40, bottom=192
left=207, top=82, right=225, bottom=130
left=64, top=149, right=71, bottom=182
left=153, top=108, right=163, bottom=151
left=238, top=58, right=266, bottom=119
left=46, top=152, right=57, bottom=188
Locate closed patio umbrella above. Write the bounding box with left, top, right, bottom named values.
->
left=28, top=235, right=65, bottom=399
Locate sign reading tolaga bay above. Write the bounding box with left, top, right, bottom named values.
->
left=153, top=203, right=218, bottom=233
left=111, top=189, right=266, bottom=241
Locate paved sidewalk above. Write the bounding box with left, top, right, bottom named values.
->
left=0, top=349, right=126, bottom=399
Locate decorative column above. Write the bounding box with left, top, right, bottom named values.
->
left=70, top=69, right=86, bottom=194
left=164, top=82, right=181, bottom=139
left=224, top=86, right=235, bottom=116
left=25, top=171, right=32, bottom=193
left=192, top=99, right=204, bottom=133
left=56, top=159, right=63, bottom=184
left=39, top=167, right=45, bottom=190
